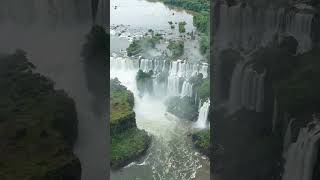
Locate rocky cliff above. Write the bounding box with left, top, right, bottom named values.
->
left=212, top=0, right=320, bottom=180
left=0, top=50, right=81, bottom=180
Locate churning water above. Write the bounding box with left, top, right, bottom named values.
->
left=110, top=0, right=209, bottom=179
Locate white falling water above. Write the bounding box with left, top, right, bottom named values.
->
left=111, top=56, right=208, bottom=97
left=140, top=59, right=154, bottom=72
left=283, top=119, right=295, bottom=159
left=110, top=55, right=139, bottom=71
left=284, top=12, right=314, bottom=53
left=180, top=81, right=193, bottom=97
left=282, top=120, right=320, bottom=180
left=228, top=62, right=266, bottom=113
left=215, top=3, right=315, bottom=53
left=195, top=99, right=210, bottom=129
left=167, top=60, right=208, bottom=96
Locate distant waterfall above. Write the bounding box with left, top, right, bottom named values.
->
left=195, top=99, right=210, bottom=129
left=181, top=81, right=193, bottom=97
left=215, top=3, right=315, bottom=53
left=112, top=55, right=208, bottom=97
left=228, top=62, right=266, bottom=113
left=110, top=55, right=139, bottom=71
left=282, top=121, right=320, bottom=180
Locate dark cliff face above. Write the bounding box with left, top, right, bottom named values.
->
left=0, top=0, right=108, bottom=26
left=0, top=51, right=81, bottom=180
left=212, top=1, right=320, bottom=180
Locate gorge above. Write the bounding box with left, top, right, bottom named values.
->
left=213, top=0, right=320, bottom=180
left=110, top=0, right=210, bottom=179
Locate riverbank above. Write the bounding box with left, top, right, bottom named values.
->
left=110, top=79, right=151, bottom=169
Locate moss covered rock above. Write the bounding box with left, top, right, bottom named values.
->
left=110, top=79, right=151, bottom=169
left=191, top=130, right=210, bottom=156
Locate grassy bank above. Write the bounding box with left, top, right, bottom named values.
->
left=110, top=79, right=151, bottom=169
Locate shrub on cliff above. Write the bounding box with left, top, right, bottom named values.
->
left=179, top=21, right=187, bottom=33
left=167, top=40, right=184, bottom=58
left=110, top=78, right=151, bottom=169
left=127, top=34, right=162, bottom=57
left=136, top=70, right=154, bottom=95
left=0, top=50, right=80, bottom=180
left=192, top=130, right=210, bottom=156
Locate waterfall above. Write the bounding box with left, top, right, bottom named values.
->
left=283, top=119, right=295, bottom=159
left=181, top=81, right=193, bottom=97
left=110, top=55, right=139, bottom=71
left=282, top=120, right=320, bottom=180
left=140, top=59, right=154, bottom=73
left=195, top=99, right=210, bottom=129
left=284, top=12, right=313, bottom=53
left=112, top=56, right=208, bottom=97
left=215, top=3, right=315, bottom=53
left=228, top=61, right=245, bottom=112
left=228, top=62, right=266, bottom=113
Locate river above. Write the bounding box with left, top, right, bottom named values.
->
left=110, top=0, right=210, bottom=180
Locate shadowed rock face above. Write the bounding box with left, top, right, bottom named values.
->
left=0, top=1, right=109, bottom=180
left=0, top=0, right=107, bottom=26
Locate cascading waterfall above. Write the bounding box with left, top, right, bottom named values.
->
left=195, top=99, right=210, bottom=129
left=110, top=55, right=139, bottom=71
left=215, top=3, right=315, bottom=53
left=228, top=61, right=266, bottom=113
left=138, top=58, right=208, bottom=97
left=181, top=81, right=193, bottom=97
left=282, top=120, right=320, bottom=180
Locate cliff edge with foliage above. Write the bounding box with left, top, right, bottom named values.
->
left=0, top=50, right=80, bottom=180
left=110, top=79, right=151, bottom=169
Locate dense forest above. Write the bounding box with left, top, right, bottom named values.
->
left=159, top=0, right=210, bottom=61
left=0, top=50, right=80, bottom=180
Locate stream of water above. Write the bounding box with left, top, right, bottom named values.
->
left=110, top=0, right=210, bottom=179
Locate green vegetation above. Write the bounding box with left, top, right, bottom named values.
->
left=127, top=33, right=163, bottom=57
left=165, top=96, right=198, bottom=120
left=193, top=12, right=209, bottom=33
left=127, top=39, right=143, bottom=57
left=159, top=0, right=210, bottom=59
left=0, top=50, right=80, bottom=180
left=136, top=70, right=154, bottom=95
left=195, top=78, right=210, bottom=100
left=167, top=40, right=184, bottom=58
left=111, top=128, right=151, bottom=168
left=199, top=35, right=210, bottom=61
left=189, top=74, right=209, bottom=100
left=178, top=21, right=186, bottom=33
left=160, top=0, right=209, bottom=12
left=192, top=130, right=210, bottom=156
left=110, top=79, right=150, bottom=169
